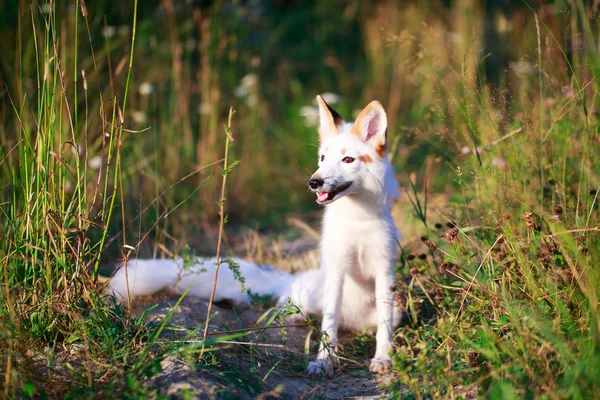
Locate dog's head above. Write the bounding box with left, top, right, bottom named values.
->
left=309, top=95, right=389, bottom=205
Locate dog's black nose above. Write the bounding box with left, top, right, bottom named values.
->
left=309, top=178, right=324, bottom=190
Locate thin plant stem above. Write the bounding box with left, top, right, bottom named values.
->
left=201, top=107, right=235, bottom=358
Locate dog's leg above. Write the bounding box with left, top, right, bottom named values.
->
left=306, top=267, right=344, bottom=377
left=369, top=265, right=395, bottom=374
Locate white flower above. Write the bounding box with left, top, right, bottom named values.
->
left=319, top=92, right=341, bottom=105
left=246, top=94, right=258, bottom=107
left=70, top=145, right=80, bottom=155
left=491, top=157, right=507, bottom=169
left=509, top=60, right=535, bottom=77
left=233, top=85, right=249, bottom=98
left=197, top=103, right=212, bottom=115
left=461, top=146, right=471, bottom=155
left=138, top=82, right=155, bottom=96
left=240, top=73, right=258, bottom=89
left=88, top=156, right=103, bottom=169
left=300, top=105, right=319, bottom=127
left=102, top=26, right=116, bottom=39
left=447, top=32, right=462, bottom=44
left=131, top=111, right=148, bottom=124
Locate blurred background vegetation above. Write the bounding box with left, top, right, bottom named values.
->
left=1, top=1, right=600, bottom=398
left=2, top=0, right=584, bottom=257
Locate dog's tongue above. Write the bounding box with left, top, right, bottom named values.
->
left=317, top=192, right=329, bottom=202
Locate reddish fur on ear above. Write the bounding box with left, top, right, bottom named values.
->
left=374, top=136, right=386, bottom=158
left=350, top=101, right=388, bottom=157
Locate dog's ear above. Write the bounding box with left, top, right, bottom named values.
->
left=316, top=95, right=344, bottom=142
left=351, top=101, right=387, bottom=157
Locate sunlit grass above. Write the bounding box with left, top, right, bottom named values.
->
left=1, top=0, right=599, bottom=398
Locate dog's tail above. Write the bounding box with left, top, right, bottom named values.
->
left=106, top=257, right=295, bottom=304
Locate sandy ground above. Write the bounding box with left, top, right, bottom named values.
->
left=118, top=192, right=451, bottom=398
left=134, top=296, right=397, bottom=399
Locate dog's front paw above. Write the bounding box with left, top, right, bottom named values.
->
left=306, top=358, right=335, bottom=378
left=369, top=356, right=392, bottom=374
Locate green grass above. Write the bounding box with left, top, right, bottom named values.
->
left=1, top=0, right=600, bottom=398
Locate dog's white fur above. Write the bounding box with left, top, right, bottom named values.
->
left=107, top=95, right=401, bottom=377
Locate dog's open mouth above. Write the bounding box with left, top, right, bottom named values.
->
left=316, top=182, right=352, bottom=204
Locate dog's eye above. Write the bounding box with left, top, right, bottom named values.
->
left=320, top=155, right=325, bottom=162
left=342, top=156, right=355, bottom=164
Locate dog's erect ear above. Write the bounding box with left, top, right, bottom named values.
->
left=351, top=101, right=387, bottom=157
left=317, top=95, right=344, bottom=141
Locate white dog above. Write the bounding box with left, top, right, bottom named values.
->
left=107, top=95, right=401, bottom=377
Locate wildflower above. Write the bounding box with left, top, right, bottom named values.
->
left=233, top=73, right=258, bottom=99
left=409, top=267, right=419, bottom=276
left=545, top=97, right=556, bottom=108
left=460, top=146, right=471, bottom=155
left=246, top=94, right=258, bottom=107
left=525, top=220, right=538, bottom=230
left=497, top=251, right=507, bottom=260
left=509, top=60, right=535, bottom=77
left=554, top=205, right=563, bottom=214
left=522, top=212, right=533, bottom=221
left=429, top=242, right=437, bottom=252
left=447, top=32, right=463, bottom=44
left=438, top=262, right=449, bottom=274
left=300, top=105, right=319, bottom=127
left=561, top=86, right=574, bottom=99
left=233, top=86, right=248, bottom=98
left=138, top=82, right=155, bottom=96
left=88, top=156, right=103, bottom=169
left=240, top=73, right=258, bottom=89
left=131, top=111, right=148, bottom=124
left=467, top=351, right=481, bottom=367
left=491, top=157, right=507, bottom=169
left=197, top=103, right=212, bottom=115
left=538, top=254, right=551, bottom=267
left=444, top=228, right=459, bottom=242
left=102, top=26, right=116, bottom=39
left=319, top=92, right=341, bottom=105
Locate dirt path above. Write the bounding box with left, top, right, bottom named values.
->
left=135, top=296, right=396, bottom=399
left=123, top=196, right=438, bottom=398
